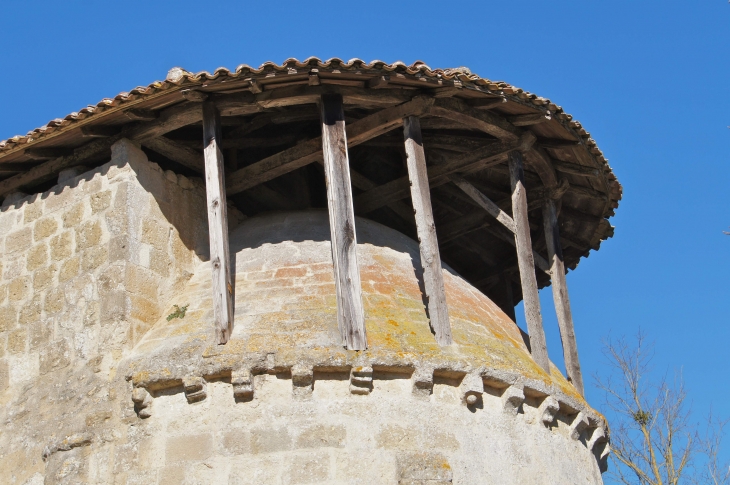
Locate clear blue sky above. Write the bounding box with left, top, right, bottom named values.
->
left=1, top=0, right=728, bottom=474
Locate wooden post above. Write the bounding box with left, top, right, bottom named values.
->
left=403, top=116, right=452, bottom=346
left=509, top=151, right=550, bottom=372
left=202, top=101, right=234, bottom=344
left=319, top=94, right=367, bottom=350
left=543, top=199, right=584, bottom=394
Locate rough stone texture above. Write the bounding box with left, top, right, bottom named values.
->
left=0, top=139, right=605, bottom=484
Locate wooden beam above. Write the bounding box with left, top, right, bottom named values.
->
left=80, top=126, right=120, bottom=138
left=0, top=134, right=123, bottom=197
left=123, top=109, right=158, bottom=121
left=466, top=97, right=507, bottom=110
left=543, top=199, right=584, bottom=395
left=225, top=96, right=434, bottom=195
left=508, top=112, right=551, bottom=127
left=25, top=148, right=74, bottom=160
left=142, top=136, right=204, bottom=173
left=428, top=97, right=521, bottom=142
left=404, top=116, right=452, bottom=346
left=320, top=93, right=367, bottom=350
left=202, top=101, right=234, bottom=345
left=124, top=102, right=202, bottom=141
left=509, top=150, right=550, bottom=372
left=449, top=175, right=551, bottom=273
left=552, top=159, right=600, bottom=177
left=354, top=132, right=535, bottom=214
left=536, top=138, right=580, bottom=148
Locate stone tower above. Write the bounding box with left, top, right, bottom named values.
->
left=0, top=59, right=620, bottom=484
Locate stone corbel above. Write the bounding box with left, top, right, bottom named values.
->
left=412, top=367, right=434, bottom=398
left=183, top=376, right=207, bottom=403
left=460, top=373, right=484, bottom=406
left=231, top=369, right=254, bottom=401
left=501, top=384, right=525, bottom=415
left=350, top=366, right=373, bottom=395
left=569, top=411, right=590, bottom=440
left=132, top=386, right=153, bottom=418
left=538, top=396, right=560, bottom=426
left=292, top=365, right=314, bottom=399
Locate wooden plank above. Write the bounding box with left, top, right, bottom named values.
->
left=142, top=136, right=204, bottom=173
left=0, top=134, right=123, bottom=197
left=508, top=112, right=551, bottom=127
left=80, top=126, right=120, bottom=138
left=552, top=159, right=600, bottom=177
left=25, top=148, right=73, bottom=160
left=403, top=116, right=452, bottom=346
left=225, top=96, right=434, bottom=195
left=428, top=97, right=521, bottom=141
left=354, top=132, right=535, bottom=214
left=123, top=109, right=158, bottom=121
left=124, top=102, right=202, bottom=141
left=509, top=150, right=550, bottom=372
left=202, top=101, right=234, bottom=345
left=466, top=97, right=507, bottom=109
left=320, top=93, right=367, bottom=350
left=543, top=199, right=584, bottom=395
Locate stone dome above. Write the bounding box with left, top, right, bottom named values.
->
left=123, top=210, right=607, bottom=484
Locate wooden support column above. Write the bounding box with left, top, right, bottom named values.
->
left=509, top=151, right=550, bottom=372
left=202, top=101, right=234, bottom=344
left=319, top=94, right=367, bottom=350
left=543, top=199, right=584, bottom=394
left=403, top=116, right=452, bottom=346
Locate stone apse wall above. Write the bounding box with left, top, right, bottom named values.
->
left=0, top=139, right=606, bottom=484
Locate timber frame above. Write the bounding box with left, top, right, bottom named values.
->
left=0, top=59, right=621, bottom=393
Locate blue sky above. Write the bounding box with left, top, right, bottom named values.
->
left=1, top=0, right=728, bottom=476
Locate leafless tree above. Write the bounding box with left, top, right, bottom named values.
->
left=595, top=332, right=729, bottom=485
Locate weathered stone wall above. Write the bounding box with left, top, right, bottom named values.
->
left=0, top=139, right=215, bottom=484
left=0, top=143, right=605, bottom=484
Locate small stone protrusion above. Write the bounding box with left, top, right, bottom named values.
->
left=538, top=396, right=560, bottom=425
left=231, top=369, right=254, bottom=401
left=460, top=373, right=484, bottom=407
left=569, top=411, right=590, bottom=440
left=132, top=387, right=153, bottom=418
left=412, top=367, right=434, bottom=397
left=183, top=376, right=207, bottom=404
left=501, top=385, right=525, bottom=415
left=292, top=365, right=314, bottom=399
left=587, top=426, right=608, bottom=451
left=350, top=366, right=373, bottom=395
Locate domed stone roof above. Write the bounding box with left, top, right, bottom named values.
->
left=128, top=210, right=582, bottom=404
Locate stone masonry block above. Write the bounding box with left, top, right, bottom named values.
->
left=124, top=265, right=158, bottom=299
left=286, top=453, right=330, bottom=484
left=101, top=291, right=128, bottom=325
left=33, top=265, right=57, bottom=291
left=141, top=218, right=169, bottom=252
left=0, top=359, right=8, bottom=391
left=34, top=217, right=58, bottom=241
left=165, top=434, right=213, bottom=463
left=0, top=306, right=16, bottom=332
left=412, top=367, right=434, bottom=397
left=501, top=385, right=525, bottom=415
left=460, top=373, right=484, bottom=406
left=8, top=277, right=30, bottom=301
left=570, top=411, right=591, bottom=440
left=50, top=231, right=74, bottom=260
left=397, top=452, right=453, bottom=482
left=5, top=227, right=32, bottom=253
left=350, top=366, right=373, bottom=395
left=76, top=220, right=103, bottom=250
left=7, top=328, right=27, bottom=354
left=183, top=376, right=207, bottom=403
left=82, top=245, right=108, bottom=271
left=58, top=257, right=80, bottom=283
left=90, top=190, right=112, bottom=213
left=24, top=202, right=43, bottom=223
left=539, top=396, right=560, bottom=426
left=232, top=369, right=254, bottom=401
left=18, top=296, right=42, bottom=325
left=62, top=203, right=86, bottom=228
left=251, top=427, right=292, bottom=454
left=26, top=243, right=48, bottom=272
left=222, top=429, right=252, bottom=455
left=44, top=287, right=65, bottom=315
left=296, top=424, right=346, bottom=449
left=292, top=364, right=314, bottom=399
